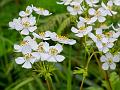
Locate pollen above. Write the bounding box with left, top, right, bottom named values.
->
left=49, top=48, right=58, bottom=56
left=39, top=32, right=45, bottom=37
left=20, top=41, right=28, bottom=46
left=24, top=53, right=33, bottom=60
left=79, top=26, right=85, bottom=31
left=23, top=22, right=30, bottom=27
left=57, top=35, right=68, bottom=40
left=37, top=43, right=45, bottom=53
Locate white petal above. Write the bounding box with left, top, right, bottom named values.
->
left=32, top=32, right=40, bottom=39
left=67, top=6, right=73, bottom=12
left=55, top=44, right=63, bottom=53
left=22, top=45, right=32, bottom=54
left=105, top=52, right=113, bottom=59
left=68, top=39, right=76, bottom=45
left=102, top=63, right=109, bottom=70
left=47, top=56, right=57, bottom=62
left=75, top=33, right=84, bottom=37
left=98, top=16, right=106, bottom=22
left=28, top=26, right=37, bottom=32
left=55, top=55, right=65, bottom=62
left=21, top=29, right=29, bottom=35
left=110, top=63, right=116, bottom=70
left=88, top=8, right=96, bottom=15
left=31, top=52, right=41, bottom=60
left=89, top=16, right=97, bottom=23
left=100, top=55, right=107, bottom=62
left=40, top=53, right=50, bottom=61
left=22, top=61, right=32, bottom=69
left=71, top=27, right=79, bottom=33
left=15, top=57, right=25, bottom=64
left=113, top=55, right=120, bottom=62
left=14, top=44, right=21, bottom=52
left=29, top=58, right=36, bottom=64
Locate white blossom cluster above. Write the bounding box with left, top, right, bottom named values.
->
left=9, top=5, right=76, bottom=69
left=57, top=0, right=120, bottom=70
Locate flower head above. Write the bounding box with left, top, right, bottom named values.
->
left=71, top=21, right=92, bottom=37
left=15, top=52, right=40, bottom=69
left=100, top=52, right=120, bottom=70
left=19, top=6, right=33, bottom=17
left=33, top=31, right=51, bottom=40
left=102, top=1, right=117, bottom=16
left=33, top=6, right=52, bottom=16
left=50, top=32, right=76, bottom=45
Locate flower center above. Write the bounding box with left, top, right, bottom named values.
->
left=49, top=48, right=58, bottom=56
left=57, top=35, right=68, bottom=40
left=23, top=22, right=30, bottom=27
left=24, top=53, right=33, bottom=60
left=102, top=43, right=106, bottom=46
left=107, top=59, right=113, bottom=64
left=20, top=41, right=28, bottom=46
left=37, top=44, right=45, bottom=53
left=38, top=8, right=44, bottom=11
left=74, top=6, right=80, bottom=10
left=96, top=34, right=102, bottom=40
left=105, top=32, right=113, bottom=37
left=25, top=10, right=30, bottom=14
left=39, top=32, right=45, bottom=37
left=79, top=26, right=85, bottom=31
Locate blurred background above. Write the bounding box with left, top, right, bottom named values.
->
left=0, top=0, right=120, bottom=90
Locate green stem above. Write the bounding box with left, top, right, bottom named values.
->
left=106, top=71, right=112, bottom=90
left=80, top=77, right=85, bottom=90
left=46, top=79, right=51, bottom=90
left=80, top=52, right=100, bottom=90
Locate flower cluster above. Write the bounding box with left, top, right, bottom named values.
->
left=9, top=5, right=76, bottom=69
left=57, top=0, right=120, bottom=70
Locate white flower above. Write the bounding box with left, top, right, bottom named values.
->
left=105, top=31, right=119, bottom=43
left=88, top=30, right=113, bottom=53
left=79, top=16, right=94, bottom=24
left=33, top=42, right=50, bottom=61
left=102, top=1, right=117, bottom=16
left=99, top=42, right=114, bottom=53
left=15, top=52, right=40, bottom=69
left=71, top=21, right=92, bottom=37
left=14, top=36, right=38, bottom=54
left=19, top=6, right=33, bottom=17
left=67, top=5, right=84, bottom=15
left=32, top=31, right=51, bottom=40
left=33, top=6, right=52, bottom=16
left=100, top=52, right=120, bottom=70
left=41, top=44, right=65, bottom=62
left=57, top=0, right=72, bottom=5
left=88, top=7, right=107, bottom=23
left=9, top=16, right=37, bottom=35
left=85, top=0, right=99, bottom=7
left=9, top=18, right=23, bottom=31
left=70, top=0, right=84, bottom=6
left=50, top=32, right=76, bottom=45
left=20, top=16, right=37, bottom=35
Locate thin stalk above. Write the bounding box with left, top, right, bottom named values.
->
left=80, top=52, right=100, bottom=90
left=106, top=71, right=112, bottom=90
left=80, top=77, right=85, bottom=90
left=46, top=79, right=51, bottom=90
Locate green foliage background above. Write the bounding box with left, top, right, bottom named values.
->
left=0, top=0, right=120, bottom=90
